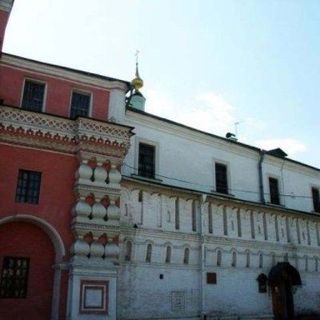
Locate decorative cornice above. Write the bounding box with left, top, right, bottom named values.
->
left=0, top=105, right=134, bottom=157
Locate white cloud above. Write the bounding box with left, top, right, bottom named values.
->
left=255, top=138, right=307, bottom=156
left=145, top=89, right=237, bottom=136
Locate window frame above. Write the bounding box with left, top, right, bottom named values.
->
left=69, top=89, right=92, bottom=119
left=135, top=138, right=159, bottom=180
left=15, top=169, right=42, bottom=204
left=213, top=160, right=230, bottom=195
left=20, top=78, right=47, bottom=112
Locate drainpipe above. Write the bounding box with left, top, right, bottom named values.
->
left=199, top=194, right=207, bottom=319
left=258, top=150, right=266, bottom=204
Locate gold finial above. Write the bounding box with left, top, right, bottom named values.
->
left=131, top=50, right=143, bottom=91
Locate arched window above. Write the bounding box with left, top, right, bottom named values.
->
left=217, top=250, right=222, bottom=267
left=259, top=253, right=263, bottom=268
left=125, top=241, right=132, bottom=261
left=146, top=244, right=152, bottom=263
left=305, top=256, right=308, bottom=272
left=246, top=250, right=250, bottom=268
left=165, top=246, right=171, bottom=263
left=231, top=251, right=236, bottom=267
left=183, top=248, right=190, bottom=264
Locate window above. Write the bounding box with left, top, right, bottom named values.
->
left=125, top=241, right=132, bottom=262
left=165, top=246, right=171, bottom=263
left=15, top=169, right=41, bottom=204
left=215, top=163, right=228, bottom=194
left=231, top=251, right=237, bottom=267
left=70, top=91, right=90, bottom=119
left=206, top=272, right=217, bottom=284
left=145, top=244, right=152, bottom=263
left=0, top=257, right=29, bottom=298
left=192, top=201, right=197, bottom=232
left=183, top=248, right=189, bottom=265
left=312, top=187, right=320, bottom=213
left=21, top=80, right=45, bottom=112
left=269, top=177, right=280, bottom=205
left=256, top=274, right=268, bottom=293
left=216, top=250, right=222, bottom=267
left=138, top=143, right=155, bottom=178
left=175, top=198, right=180, bottom=230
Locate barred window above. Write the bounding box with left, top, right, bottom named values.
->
left=70, top=91, right=90, bottom=119
left=138, top=143, right=155, bottom=179
left=215, top=163, right=228, bottom=194
left=0, top=257, right=30, bottom=298
left=15, top=170, right=42, bottom=204
left=21, top=80, right=45, bottom=112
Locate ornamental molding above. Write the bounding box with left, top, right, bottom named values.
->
left=0, top=106, right=134, bottom=157
left=122, top=178, right=320, bottom=222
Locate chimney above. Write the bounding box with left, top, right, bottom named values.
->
left=0, top=0, right=14, bottom=53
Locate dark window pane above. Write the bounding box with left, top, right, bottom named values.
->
left=15, top=170, right=41, bottom=204
left=0, top=257, right=30, bottom=298
left=21, top=81, right=45, bottom=112
left=207, top=272, right=217, bottom=284
left=269, top=177, right=280, bottom=205
left=312, top=188, right=320, bottom=212
left=138, top=143, right=155, bottom=178
left=215, top=163, right=228, bottom=194
left=70, top=92, right=90, bottom=119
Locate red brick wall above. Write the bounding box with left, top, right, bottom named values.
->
left=0, top=222, right=55, bottom=320
left=0, top=64, right=110, bottom=120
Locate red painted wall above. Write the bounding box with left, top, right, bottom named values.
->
left=0, top=10, right=9, bottom=52
left=0, top=144, right=77, bottom=319
left=0, top=64, right=110, bottom=120
left=0, top=144, right=76, bottom=249
left=0, top=222, right=55, bottom=320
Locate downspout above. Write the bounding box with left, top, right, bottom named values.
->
left=199, top=194, right=207, bottom=319
left=258, top=150, right=266, bottom=204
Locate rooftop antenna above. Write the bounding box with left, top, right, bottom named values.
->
left=234, top=121, right=240, bottom=138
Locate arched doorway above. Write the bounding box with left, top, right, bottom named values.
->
left=0, top=215, right=65, bottom=320
left=268, top=262, right=301, bottom=320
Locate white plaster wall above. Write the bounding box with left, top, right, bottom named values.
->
left=123, top=111, right=320, bottom=214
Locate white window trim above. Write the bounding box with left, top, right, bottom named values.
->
left=20, top=78, right=47, bottom=113
left=68, top=89, right=93, bottom=118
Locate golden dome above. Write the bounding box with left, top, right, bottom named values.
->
left=131, top=62, right=143, bottom=91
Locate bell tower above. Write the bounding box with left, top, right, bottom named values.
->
left=0, top=0, right=14, bottom=53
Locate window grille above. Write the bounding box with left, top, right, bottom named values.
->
left=70, top=92, right=90, bottom=119
left=21, top=80, right=45, bottom=112
left=15, top=169, right=41, bottom=204
left=0, top=257, right=29, bottom=298
left=138, top=143, right=155, bottom=178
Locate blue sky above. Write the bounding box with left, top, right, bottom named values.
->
left=4, top=0, right=320, bottom=168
